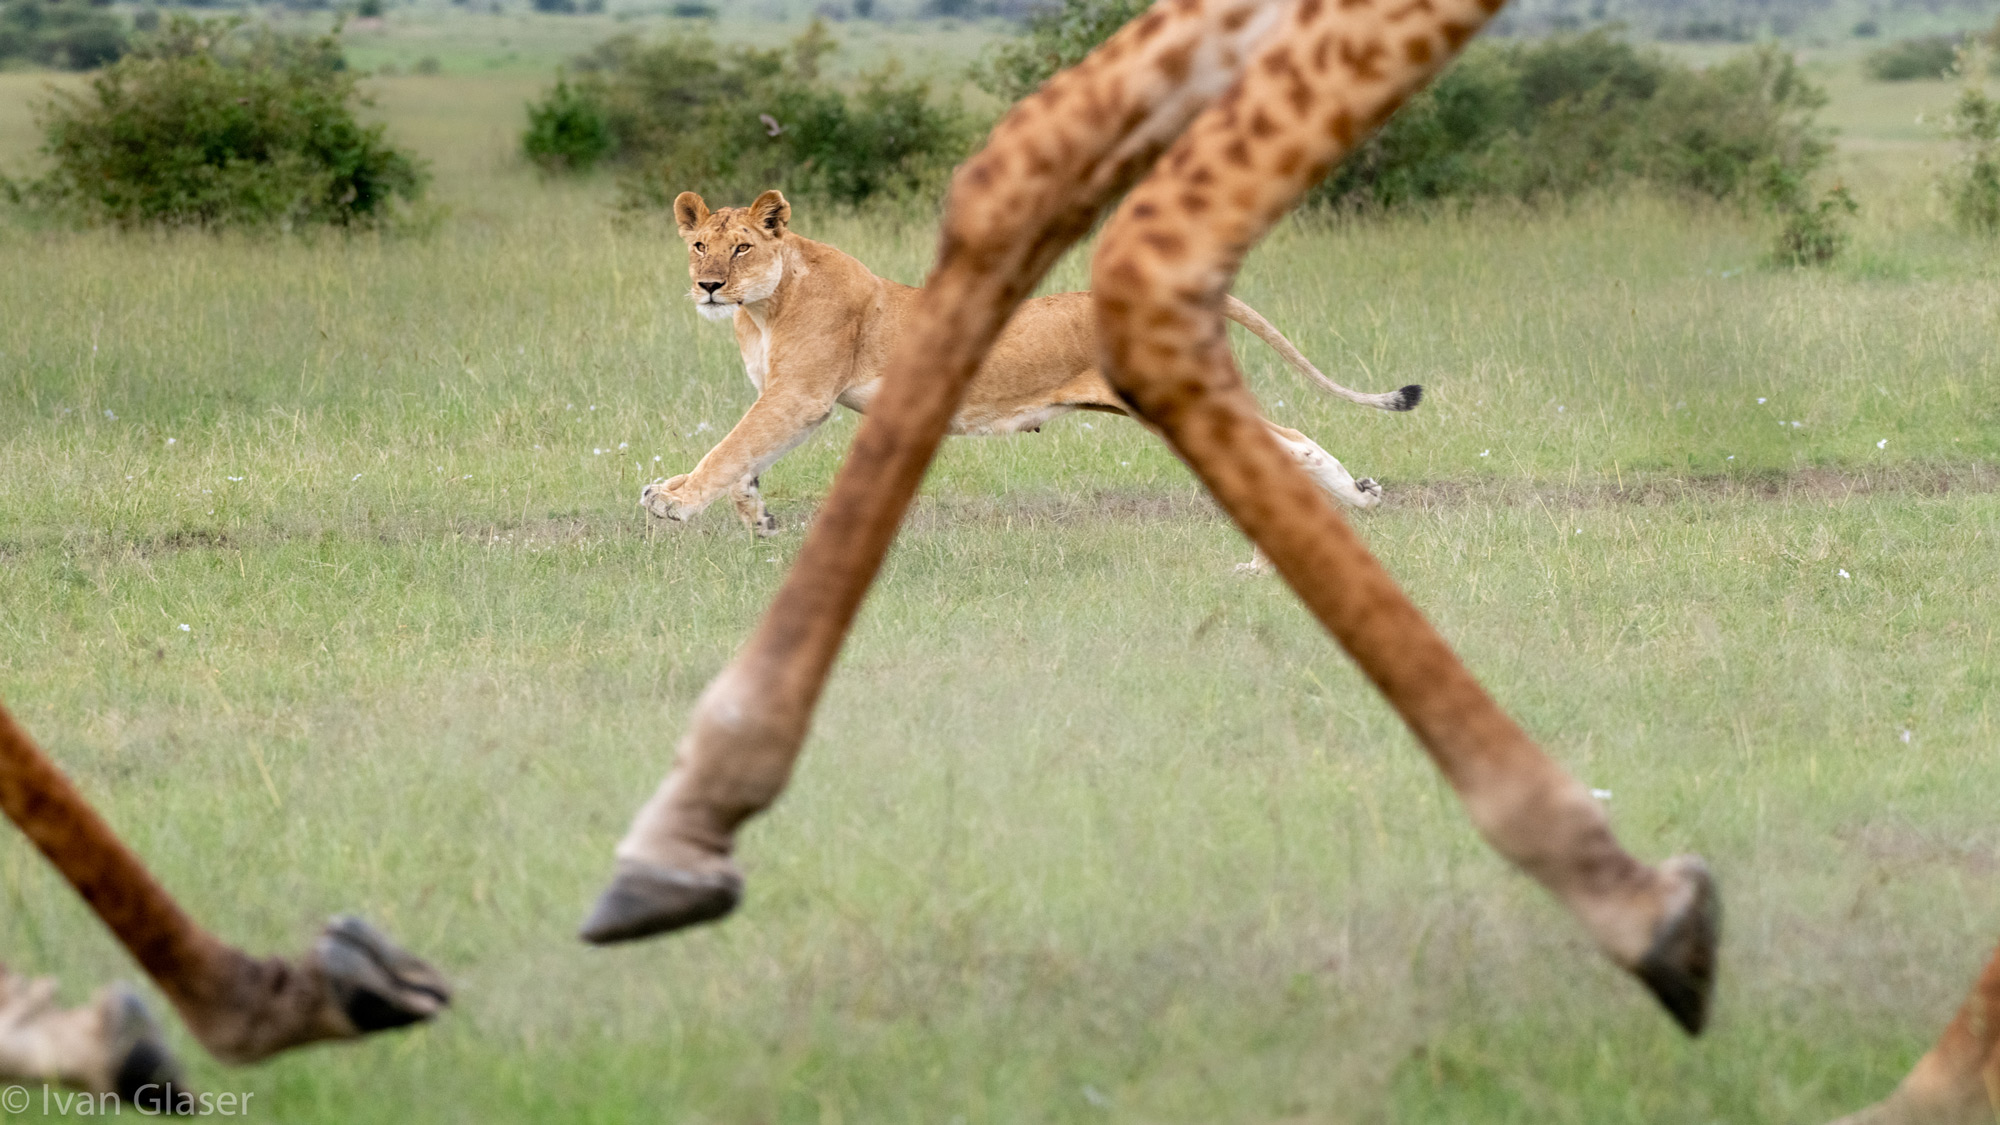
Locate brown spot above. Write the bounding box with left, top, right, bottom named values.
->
left=1286, top=79, right=1313, bottom=116
left=967, top=162, right=994, bottom=188
left=1312, top=35, right=1331, bottom=73
left=1135, top=11, right=1167, bottom=40
left=1249, top=109, right=1278, bottom=138
left=1306, top=156, right=1335, bottom=183
left=1188, top=164, right=1217, bottom=186
left=1339, top=0, right=1370, bottom=9
left=1121, top=103, right=1149, bottom=134
left=1223, top=138, right=1252, bottom=167
left=1325, top=108, right=1356, bottom=145
left=1169, top=148, right=1193, bottom=173
left=1385, top=0, right=1433, bottom=20
left=1232, top=186, right=1257, bottom=211
left=1141, top=230, right=1187, bottom=258
left=1156, top=43, right=1195, bottom=83
left=1339, top=38, right=1386, bottom=81
left=1441, top=20, right=1475, bottom=48
left=1259, top=46, right=1295, bottom=76
left=1133, top=201, right=1159, bottom=219
left=1220, top=4, right=1252, bottom=30
left=1145, top=307, right=1180, bottom=329
left=1101, top=39, right=1127, bottom=62
left=1299, top=0, right=1323, bottom=21
left=1037, top=84, right=1066, bottom=108
left=1174, top=0, right=1201, bottom=12
left=1274, top=145, right=1305, bottom=176
left=1475, top=0, right=1502, bottom=13
left=1404, top=35, right=1433, bottom=64
left=1179, top=191, right=1211, bottom=213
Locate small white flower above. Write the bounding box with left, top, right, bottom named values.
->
left=1274, top=400, right=1284, bottom=407
left=517, top=346, right=525, bottom=355
left=1574, top=528, right=1582, bottom=535
left=695, top=421, right=712, bottom=433
left=589, top=404, right=597, bottom=411
left=226, top=476, right=243, bottom=482
left=178, top=624, right=190, bottom=632
left=1791, top=421, right=1802, bottom=428
left=435, top=466, right=443, bottom=472
left=166, top=437, right=176, bottom=445
left=533, top=444, right=542, bottom=450
left=566, top=403, right=574, bottom=410
left=1756, top=397, right=1766, bottom=404
left=1837, top=568, right=1850, bottom=579
left=1479, top=449, right=1490, bottom=457
left=202, top=489, right=211, bottom=494
left=1590, top=788, right=1613, bottom=801
left=618, top=442, right=628, bottom=450
left=126, top=475, right=133, bottom=481
left=104, top=409, right=116, bottom=419
left=462, top=474, right=472, bottom=480
left=1900, top=729, right=1913, bottom=744
left=653, top=455, right=661, bottom=462
left=1120, top=460, right=1131, bottom=466
left=1079, top=422, right=1094, bottom=430
left=1876, top=439, right=1887, bottom=450
left=1727, top=455, right=1735, bottom=460
left=594, top=448, right=606, bottom=455
left=352, top=473, right=362, bottom=481
left=1556, top=405, right=1565, bottom=412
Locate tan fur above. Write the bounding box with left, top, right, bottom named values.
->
left=642, top=189, right=1406, bottom=552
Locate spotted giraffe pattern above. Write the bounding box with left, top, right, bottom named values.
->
left=583, top=0, right=1718, bottom=1038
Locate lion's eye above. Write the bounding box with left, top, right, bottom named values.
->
left=692, top=242, right=705, bottom=254
left=733, top=244, right=750, bottom=257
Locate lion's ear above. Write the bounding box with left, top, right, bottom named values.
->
left=747, top=190, right=791, bottom=236
left=673, top=192, right=710, bottom=238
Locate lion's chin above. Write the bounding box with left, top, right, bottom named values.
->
left=694, top=301, right=738, bottom=322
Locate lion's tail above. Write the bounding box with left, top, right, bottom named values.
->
left=1221, top=295, right=1421, bottom=412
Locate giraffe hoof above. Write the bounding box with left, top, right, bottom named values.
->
left=579, top=859, right=743, bottom=944
left=1632, top=854, right=1719, bottom=1035
left=315, top=916, right=451, bottom=1034
left=103, top=986, right=190, bottom=1114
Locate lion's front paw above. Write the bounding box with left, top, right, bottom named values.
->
left=641, top=475, right=697, bottom=522
left=752, top=511, right=781, bottom=538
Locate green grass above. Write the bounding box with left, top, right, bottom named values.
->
left=2, top=41, right=1999, bottom=1125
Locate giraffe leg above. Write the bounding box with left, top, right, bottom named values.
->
left=1089, top=0, right=1715, bottom=1032
left=0, top=968, right=186, bottom=1110
left=581, top=0, right=1302, bottom=944
left=1829, top=939, right=2000, bottom=1125
left=0, top=703, right=449, bottom=1065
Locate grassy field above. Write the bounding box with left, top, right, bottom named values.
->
left=3, top=27, right=2000, bottom=1124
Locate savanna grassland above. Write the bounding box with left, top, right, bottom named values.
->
left=2, top=17, right=2000, bottom=1123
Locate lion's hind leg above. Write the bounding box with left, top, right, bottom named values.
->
left=729, top=476, right=781, bottom=538
left=1235, top=424, right=1383, bottom=574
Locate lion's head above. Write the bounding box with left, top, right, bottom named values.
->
left=674, top=190, right=792, bottom=321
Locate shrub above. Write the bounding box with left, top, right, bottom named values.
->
left=1762, top=163, right=1856, bottom=265
left=0, top=0, right=129, bottom=70
left=1316, top=35, right=1831, bottom=210
left=6, top=16, right=426, bottom=229
left=1866, top=36, right=1959, bottom=81
left=977, top=14, right=1829, bottom=214
left=1940, top=56, right=2000, bottom=233
left=523, top=22, right=972, bottom=206
left=523, top=72, right=614, bottom=171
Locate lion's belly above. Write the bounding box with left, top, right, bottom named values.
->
left=838, top=377, right=1075, bottom=435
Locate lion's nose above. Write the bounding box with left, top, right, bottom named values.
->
left=697, top=281, right=723, bottom=294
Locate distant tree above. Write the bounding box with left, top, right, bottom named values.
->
left=0, top=0, right=129, bottom=70
left=1866, top=36, right=1959, bottom=81
left=5, top=16, right=425, bottom=228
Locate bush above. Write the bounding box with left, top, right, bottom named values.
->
left=5, top=16, right=425, bottom=229
left=1941, top=62, right=2000, bottom=233
left=0, top=0, right=129, bottom=70
left=1762, top=165, right=1856, bottom=265
left=1866, top=36, right=1959, bottom=81
left=977, top=14, right=1829, bottom=214
left=523, top=21, right=972, bottom=206
left=523, top=72, right=614, bottom=171
left=1317, top=35, right=1831, bottom=210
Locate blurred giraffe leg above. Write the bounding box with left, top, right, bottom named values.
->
left=1090, top=0, right=1714, bottom=1031
left=1830, top=940, right=2000, bottom=1125
left=0, top=966, right=185, bottom=1107
left=582, top=0, right=1303, bottom=943
left=0, top=702, right=449, bottom=1064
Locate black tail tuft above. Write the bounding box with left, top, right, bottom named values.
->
left=1394, top=384, right=1423, bottom=411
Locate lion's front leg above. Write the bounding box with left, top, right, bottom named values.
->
left=643, top=389, right=833, bottom=525
left=730, top=476, right=780, bottom=538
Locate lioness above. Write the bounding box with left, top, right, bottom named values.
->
left=642, top=190, right=1420, bottom=564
